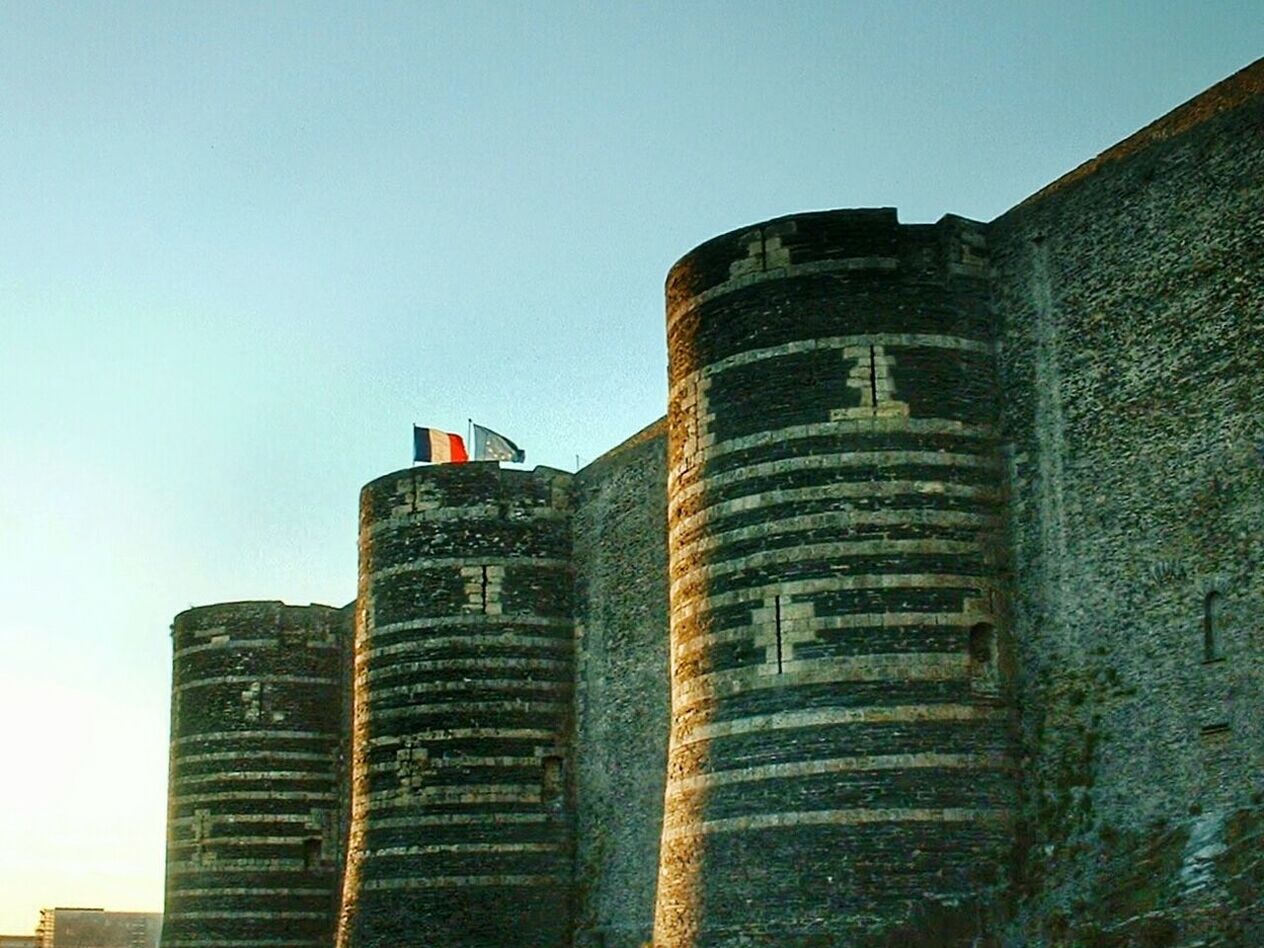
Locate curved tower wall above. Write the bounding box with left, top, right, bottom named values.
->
left=655, top=209, right=1016, bottom=944
left=340, top=463, right=576, bottom=947
left=163, top=600, right=348, bottom=948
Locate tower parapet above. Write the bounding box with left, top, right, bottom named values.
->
left=339, top=462, right=576, bottom=947
left=162, top=600, right=349, bottom=947
left=656, top=209, right=1015, bottom=944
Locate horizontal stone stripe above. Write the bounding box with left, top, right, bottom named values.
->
left=368, top=556, right=570, bottom=579
left=668, top=333, right=995, bottom=395
left=674, top=528, right=989, bottom=569
left=358, top=656, right=569, bottom=684
left=175, top=638, right=339, bottom=657
left=359, top=645, right=568, bottom=673
left=366, top=754, right=543, bottom=776
left=174, top=750, right=331, bottom=766
left=162, top=940, right=322, bottom=947
left=362, top=503, right=569, bottom=536
left=672, top=653, right=968, bottom=711
left=172, top=730, right=332, bottom=746
left=363, top=785, right=542, bottom=805
left=366, top=678, right=570, bottom=702
left=174, top=770, right=333, bottom=786
left=673, top=573, right=998, bottom=621
left=670, top=537, right=992, bottom=596
left=661, top=806, right=1012, bottom=841
left=361, top=822, right=561, bottom=850
left=365, top=812, right=550, bottom=830
left=171, top=791, right=337, bottom=806
left=674, top=610, right=985, bottom=660
left=171, top=815, right=331, bottom=830
left=666, top=257, right=907, bottom=324
left=369, top=614, right=570, bottom=636
left=171, top=887, right=330, bottom=897
left=683, top=565, right=990, bottom=606
left=167, top=859, right=321, bottom=874
left=352, top=800, right=553, bottom=823
left=684, top=418, right=997, bottom=469
left=173, top=674, right=337, bottom=693
left=667, top=751, right=1007, bottom=795
left=163, top=910, right=326, bottom=920
left=360, top=635, right=570, bottom=665
left=671, top=479, right=1000, bottom=540
left=365, top=699, right=565, bottom=721
left=671, top=449, right=1000, bottom=508
left=674, top=613, right=984, bottom=662
left=361, top=874, right=565, bottom=890
left=364, top=726, right=556, bottom=744
left=170, top=835, right=330, bottom=849
left=366, top=841, right=561, bottom=857
left=675, top=703, right=1005, bottom=746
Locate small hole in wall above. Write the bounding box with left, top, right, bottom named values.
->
left=303, top=837, right=322, bottom=871
left=969, top=623, right=994, bottom=664
left=968, top=622, right=1001, bottom=700
left=541, top=756, right=564, bottom=808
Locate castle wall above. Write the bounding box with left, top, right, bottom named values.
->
left=158, top=59, right=1264, bottom=948
left=655, top=209, right=1017, bottom=944
left=571, top=419, right=670, bottom=948
left=162, top=601, right=350, bottom=948
left=990, top=60, right=1264, bottom=944
left=339, top=463, right=576, bottom=948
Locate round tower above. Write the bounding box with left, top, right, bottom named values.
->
left=655, top=209, right=1015, bottom=944
left=163, top=600, right=349, bottom=948
left=339, top=462, right=575, bottom=948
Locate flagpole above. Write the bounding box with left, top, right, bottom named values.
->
left=467, top=418, right=473, bottom=457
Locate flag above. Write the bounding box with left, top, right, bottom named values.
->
left=413, top=426, right=468, bottom=464
left=472, top=423, right=526, bottom=463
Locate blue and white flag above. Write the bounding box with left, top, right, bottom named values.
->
left=472, top=423, right=525, bottom=463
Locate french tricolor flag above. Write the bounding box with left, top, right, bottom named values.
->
left=413, top=425, right=469, bottom=464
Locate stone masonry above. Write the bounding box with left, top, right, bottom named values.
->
left=163, top=58, right=1263, bottom=947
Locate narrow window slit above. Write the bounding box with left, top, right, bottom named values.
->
left=541, top=755, right=564, bottom=808
left=1203, top=591, right=1222, bottom=662
left=868, top=346, right=879, bottom=409
left=968, top=622, right=999, bottom=698
left=303, top=837, right=322, bottom=871
left=481, top=565, right=489, bottom=614
left=774, top=594, right=784, bottom=674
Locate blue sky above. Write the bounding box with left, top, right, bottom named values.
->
left=0, top=0, right=1260, bottom=933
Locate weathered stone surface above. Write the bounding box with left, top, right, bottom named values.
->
left=161, top=56, right=1264, bottom=948
left=162, top=600, right=351, bottom=948
left=656, top=210, right=1017, bottom=946
left=991, top=57, right=1264, bottom=946
left=338, top=463, right=576, bottom=948
left=572, top=419, right=670, bottom=948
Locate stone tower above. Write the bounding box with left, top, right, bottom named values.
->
left=338, top=463, right=576, bottom=947
left=654, top=209, right=1017, bottom=944
left=162, top=600, right=349, bottom=947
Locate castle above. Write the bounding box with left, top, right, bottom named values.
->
left=161, top=61, right=1263, bottom=946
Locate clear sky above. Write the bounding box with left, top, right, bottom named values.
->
left=0, top=0, right=1259, bottom=933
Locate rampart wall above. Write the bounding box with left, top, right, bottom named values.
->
left=162, top=57, right=1264, bottom=948
left=990, top=59, right=1264, bottom=946
left=572, top=418, right=670, bottom=948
